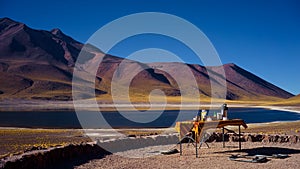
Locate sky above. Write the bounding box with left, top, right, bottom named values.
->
left=1, top=0, right=300, bottom=95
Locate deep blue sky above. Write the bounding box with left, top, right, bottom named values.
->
left=1, top=0, right=300, bottom=95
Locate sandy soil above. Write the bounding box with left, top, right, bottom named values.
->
left=72, top=120, right=300, bottom=169
left=74, top=142, right=300, bottom=169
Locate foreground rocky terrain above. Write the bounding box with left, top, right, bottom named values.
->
left=1, top=121, right=300, bottom=169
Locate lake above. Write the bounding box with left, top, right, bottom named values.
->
left=0, top=108, right=299, bottom=129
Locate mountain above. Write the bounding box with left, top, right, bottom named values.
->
left=209, top=63, right=293, bottom=100
left=0, top=17, right=104, bottom=101
left=0, top=17, right=294, bottom=102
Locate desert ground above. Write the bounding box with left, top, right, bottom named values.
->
left=74, top=121, right=300, bottom=169
left=75, top=142, right=300, bottom=169
left=0, top=120, right=300, bottom=169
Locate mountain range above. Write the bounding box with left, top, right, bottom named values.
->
left=0, top=17, right=296, bottom=104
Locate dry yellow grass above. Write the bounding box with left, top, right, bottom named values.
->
left=271, top=97, right=300, bottom=106
left=244, top=121, right=300, bottom=135
left=0, top=128, right=91, bottom=159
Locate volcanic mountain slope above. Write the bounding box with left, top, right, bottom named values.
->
left=146, top=62, right=293, bottom=100
left=208, top=63, right=293, bottom=100
left=0, top=17, right=103, bottom=100
left=0, top=17, right=294, bottom=102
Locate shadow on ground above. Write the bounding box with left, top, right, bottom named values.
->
left=2, top=144, right=112, bottom=169
left=215, top=146, right=300, bottom=156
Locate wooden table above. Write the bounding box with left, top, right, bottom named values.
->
left=175, top=119, right=248, bottom=157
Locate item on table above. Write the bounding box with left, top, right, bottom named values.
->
left=196, top=110, right=201, bottom=121
left=217, top=113, right=222, bottom=120
left=221, top=103, right=228, bottom=118
left=201, top=110, right=207, bottom=121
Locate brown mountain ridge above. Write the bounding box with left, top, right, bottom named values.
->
left=0, top=17, right=294, bottom=102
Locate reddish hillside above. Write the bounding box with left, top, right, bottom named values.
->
left=0, top=17, right=104, bottom=100
left=0, top=17, right=294, bottom=102
left=209, top=63, right=293, bottom=99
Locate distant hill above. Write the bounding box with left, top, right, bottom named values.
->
left=269, top=94, right=300, bottom=106
left=293, top=94, right=300, bottom=99
left=286, top=94, right=300, bottom=105
left=0, top=17, right=294, bottom=102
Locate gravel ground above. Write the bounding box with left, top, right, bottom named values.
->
left=75, top=142, right=300, bottom=169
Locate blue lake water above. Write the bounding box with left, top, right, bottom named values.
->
left=0, top=108, right=299, bottom=129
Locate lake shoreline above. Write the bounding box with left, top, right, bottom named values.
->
left=0, top=102, right=300, bottom=112
left=0, top=105, right=299, bottom=129
left=0, top=99, right=299, bottom=112
left=1, top=119, right=300, bottom=131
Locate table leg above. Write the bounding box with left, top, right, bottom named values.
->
left=222, top=127, right=225, bottom=148
left=195, top=133, right=198, bottom=158
left=180, top=140, right=182, bottom=156
left=239, top=125, right=241, bottom=150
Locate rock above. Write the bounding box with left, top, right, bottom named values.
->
left=203, top=132, right=298, bottom=144
left=275, top=135, right=280, bottom=142
left=262, top=135, right=270, bottom=143
left=244, top=134, right=253, bottom=142
left=281, top=136, right=289, bottom=143
left=290, top=135, right=298, bottom=144
left=227, top=133, right=245, bottom=142
left=205, top=133, right=214, bottom=142
left=254, top=134, right=264, bottom=142
left=269, top=135, right=280, bottom=142
left=228, top=135, right=235, bottom=142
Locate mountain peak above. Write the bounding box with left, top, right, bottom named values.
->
left=0, top=17, right=24, bottom=29
left=223, top=63, right=237, bottom=67
left=0, top=17, right=84, bottom=66
left=0, top=17, right=27, bottom=35
left=50, top=28, right=68, bottom=38
left=0, top=17, right=18, bottom=24
left=49, top=27, right=80, bottom=45
left=50, top=28, right=63, bottom=35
